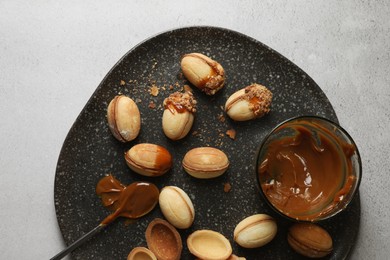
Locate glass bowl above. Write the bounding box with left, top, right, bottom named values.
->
left=256, top=116, right=362, bottom=222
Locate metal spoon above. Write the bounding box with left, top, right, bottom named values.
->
left=50, top=223, right=107, bottom=260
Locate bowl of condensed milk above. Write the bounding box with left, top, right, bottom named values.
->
left=256, top=116, right=361, bottom=222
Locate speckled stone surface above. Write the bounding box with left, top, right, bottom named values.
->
left=54, top=27, right=359, bottom=259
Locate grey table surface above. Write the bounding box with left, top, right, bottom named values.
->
left=1, top=1, right=389, bottom=259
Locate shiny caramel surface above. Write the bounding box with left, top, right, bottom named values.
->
left=96, top=175, right=159, bottom=225
left=259, top=120, right=356, bottom=221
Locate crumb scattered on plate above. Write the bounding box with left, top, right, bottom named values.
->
left=224, top=182, right=232, bottom=193
left=183, top=84, right=192, bottom=92
left=148, top=101, right=156, bottom=109
left=149, top=85, right=159, bottom=96
left=226, top=129, right=236, bottom=140
left=218, top=113, right=226, bottom=123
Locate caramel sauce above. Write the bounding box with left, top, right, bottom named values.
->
left=249, top=96, right=261, bottom=115
left=96, top=175, right=159, bottom=225
left=198, top=70, right=217, bottom=88
left=259, top=120, right=356, bottom=221
left=164, top=101, right=187, bottom=114
left=152, top=145, right=173, bottom=173
left=184, top=53, right=219, bottom=89
left=249, top=96, right=260, bottom=105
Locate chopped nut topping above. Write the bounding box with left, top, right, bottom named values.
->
left=163, top=91, right=197, bottom=114
left=244, top=84, right=273, bottom=117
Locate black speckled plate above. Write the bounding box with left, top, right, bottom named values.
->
left=54, top=26, right=360, bottom=260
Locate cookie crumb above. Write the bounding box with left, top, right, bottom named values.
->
left=218, top=113, right=226, bottom=123
left=151, top=60, right=158, bottom=70
left=148, top=101, right=156, bottom=109
left=226, top=129, right=236, bottom=140
left=183, top=84, right=192, bottom=92
left=192, top=131, right=199, bottom=136
left=120, top=80, right=126, bottom=86
left=149, top=85, right=159, bottom=96
left=223, top=182, right=232, bottom=193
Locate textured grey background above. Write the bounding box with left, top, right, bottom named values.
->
left=0, top=1, right=389, bottom=259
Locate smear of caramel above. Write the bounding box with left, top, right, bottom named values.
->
left=96, top=175, right=159, bottom=225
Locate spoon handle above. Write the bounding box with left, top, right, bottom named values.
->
left=50, top=223, right=106, bottom=260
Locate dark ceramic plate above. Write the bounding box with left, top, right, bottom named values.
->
left=54, top=26, right=360, bottom=260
